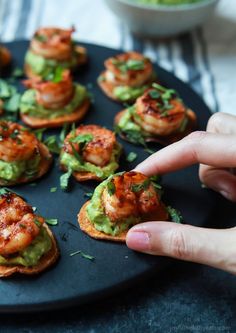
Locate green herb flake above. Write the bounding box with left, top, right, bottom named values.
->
left=34, top=34, right=48, bottom=42
left=60, top=167, right=73, bottom=191
left=149, top=89, right=160, bottom=99
left=70, top=142, right=83, bottom=164
left=166, top=206, right=183, bottom=224
left=59, top=123, right=70, bottom=143
left=131, top=179, right=150, bottom=192
left=84, top=192, right=93, bottom=198
left=70, top=250, right=94, bottom=261
left=34, top=128, right=46, bottom=141
left=50, top=187, right=57, bottom=193
left=11, top=67, right=24, bottom=78
left=126, top=151, right=137, bottom=162
left=45, top=218, right=58, bottom=226
left=44, top=135, right=60, bottom=154
left=34, top=219, right=41, bottom=227
left=107, top=180, right=116, bottom=196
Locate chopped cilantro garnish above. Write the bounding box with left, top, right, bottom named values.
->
left=44, top=135, right=60, bottom=154
left=34, top=34, right=47, bottom=42
left=70, top=250, right=94, bottom=260
left=45, top=218, right=58, bottom=226
left=70, top=133, right=93, bottom=150
left=34, top=219, right=41, bottom=227
left=126, top=151, right=137, bottom=162
left=84, top=192, right=93, bottom=198
left=34, top=128, right=46, bottom=141
left=70, top=142, right=83, bottom=164
left=60, top=167, right=72, bottom=191
left=107, top=180, right=116, bottom=196
left=50, top=187, right=57, bottom=193
left=131, top=179, right=150, bottom=192
left=166, top=206, right=183, bottom=224
left=11, top=67, right=24, bottom=78
left=149, top=89, right=161, bottom=99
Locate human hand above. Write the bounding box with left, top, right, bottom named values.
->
left=126, top=113, right=236, bottom=274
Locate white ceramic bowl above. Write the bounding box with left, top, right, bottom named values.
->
left=104, top=0, right=219, bottom=38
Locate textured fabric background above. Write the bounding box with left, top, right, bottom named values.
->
left=0, top=0, right=235, bottom=115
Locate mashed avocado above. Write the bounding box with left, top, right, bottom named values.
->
left=20, top=84, right=87, bottom=119
left=0, top=227, right=52, bottom=267
left=113, top=85, right=148, bottom=102
left=0, top=154, right=41, bottom=183
left=134, top=0, right=203, bottom=5
left=86, top=175, right=139, bottom=236
left=25, top=50, right=78, bottom=76
left=60, top=143, right=122, bottom=180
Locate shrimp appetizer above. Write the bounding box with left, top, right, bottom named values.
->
left=98, top=51, right=156, bottom=103
left=115, top=83, right=197, bottom=146
left=0, top=121, right=52, bottom=185
left=0, top=45, right=11, bottom=68
left=24, top=26, right=87, bottom=79
left=0, top=190, right=59, bottom=277
left=20, top=69, right=90, bottom=128
left=60, top=124, right=122, bottom=182
left=78, top=171, right=170, bottom=242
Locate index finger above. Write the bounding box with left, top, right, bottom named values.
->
left=135, top=131, right=236, bottom=176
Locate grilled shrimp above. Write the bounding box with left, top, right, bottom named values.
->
left=104, top=51, right=153, bottom=87
left=30, top=27, right=75, bottom=61
left=134, top=89, right=187, bottom=136
left=102, top=171, right=160, bottom=222
left=64, top=125, right=116, bottom=167
left=0, top=193, right=43, bottom=256
left=23, top=70, right=74, bottom=110
left=0, top=121, right=39, bottom=162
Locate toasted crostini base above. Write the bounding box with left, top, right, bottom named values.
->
left=0, top=224, right=59, bottom=278
left=114, top=108, right=197, bottom=145
left=98, top=71, right=156, bottom=103
left=20, top=99, right=90, bottom=129
left=0, top=142, right=52, bottom=186
left=78, top=201, right=169, bottom=243
left=60, top=164, right=102, bottom=182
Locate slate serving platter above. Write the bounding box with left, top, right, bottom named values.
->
left=0, top=40, right=218, bottom=313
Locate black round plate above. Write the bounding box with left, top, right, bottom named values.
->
left=0, top=41, right=216, bottom=313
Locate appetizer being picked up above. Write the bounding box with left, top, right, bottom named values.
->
left=20, top=69, right=90, bottom=128
left=98, top=51, right=156, bottom=103
left=115, top=83, right=197, bottom=146
left=60, top=124, right=122, bottom=183
left=24, top=26, right=87, bottom=79
left=0, top=121, right=52, bottom=186
left=78, top=171, right=180, bottom=242
left=0, top=190, right=59, bottom=277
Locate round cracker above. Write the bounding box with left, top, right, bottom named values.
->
left=78, top=201, right=169, bottom=243
left=0, top=142, right=52, bottom=186
left=0, top=224, right=59, bottom=278
left=20, top=99, right=90, bottom=129
left=114, top=108, right=197, bottom=145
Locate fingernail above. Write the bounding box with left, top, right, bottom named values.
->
left=220, top=190, right=231, bottom=200
left=126, top=231, right=150, bottom=251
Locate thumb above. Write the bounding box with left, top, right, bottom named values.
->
left=126, top=222, right=236, bottom=274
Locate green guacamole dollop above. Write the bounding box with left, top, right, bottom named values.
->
left=113, top=85, right=149, bottom=102
left=0, top=227, right=52, bottom=267
left=20, top=84, right=87, bottom=119
left=25, top=49, right=78, bottom=77
left=86, top=175, right=139, bottom=236
left=60, top=143, right=122, bottom=180
left=0, top=154, right=41, bottom=183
